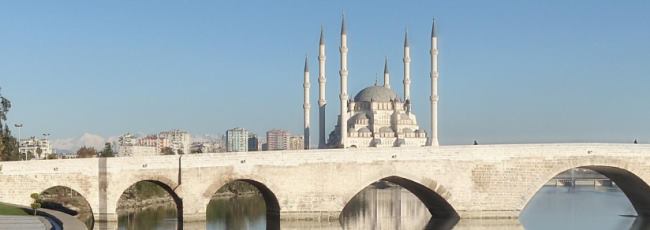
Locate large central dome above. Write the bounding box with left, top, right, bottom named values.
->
left=354, top=86, right=399, bottom=102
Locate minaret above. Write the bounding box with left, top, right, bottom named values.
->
left=303, top=56, right=311, bottom=149
left=339, top=15, right=349, bottom=148
left=318, top=26, right=327, bottom=149
left=403, top=30, right=411, bottom=101
left=430, top=19, right=439, bottom=147
left=383, top=57, right=390, bottom=89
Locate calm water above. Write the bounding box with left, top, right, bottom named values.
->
left=115, top=185, right=645, bottom=230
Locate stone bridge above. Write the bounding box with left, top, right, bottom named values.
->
left=2, top=143, right=650, bottom=229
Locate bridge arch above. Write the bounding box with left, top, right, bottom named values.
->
left=115, top=179, right=183, bottom=229
left=206, top=178, right=281, bottom=229
left=341, top=174, right=458, bottom=220
left=40, top=185, right=94, bottom=229
left=522, top=164, right=650, bottom=217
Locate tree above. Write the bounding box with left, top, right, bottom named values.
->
left=99, top=142, right=115, bottom=157
left=160, top=147, right=175, bottom=155
left=0, top=88, right=19, bottom=161
left=30, top=193, right=41, bottom=215
left=47, top=153, right=58, bottom=160
left=76, top=146, right=97, bottom=158
left=36, top=147, right=43, bottom=160
left=0, top=131, right=19, bottom=161
left=191, top=147, right=203, bottom=154
left=0, top=88, right=10, bottom=126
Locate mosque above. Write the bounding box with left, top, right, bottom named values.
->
left=302, top=16, right=440, bottom=149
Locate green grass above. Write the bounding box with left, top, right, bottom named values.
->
left=0, top=203, right=30, bottom=215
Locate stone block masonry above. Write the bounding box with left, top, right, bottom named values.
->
left=2, top=143, right=650, bottom=229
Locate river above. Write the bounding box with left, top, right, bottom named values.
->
left=115, top=185, right=644, bottom=230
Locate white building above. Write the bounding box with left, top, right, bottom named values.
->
left=288, top=135, right=304, bottom=150
left=117, top=130, right=191, bottom=156
left=305, top=17, right=438, bottom=148
left=119, top=145, right=159, bottom=157
left=19, top=137, right=54, bottom=160
left=159, top=129, right=191, bottom=154
left=266, top=129, right=289, bottom=151
left=226, top=128, right=248, bottom=152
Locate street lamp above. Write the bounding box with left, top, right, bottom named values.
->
left=14, top=124, right=23, bottom=160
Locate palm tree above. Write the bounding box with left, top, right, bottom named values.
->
left=36, top=147, right=43, bottom=160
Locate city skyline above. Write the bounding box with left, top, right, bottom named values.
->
left=1, top=1, right=649, bottom=151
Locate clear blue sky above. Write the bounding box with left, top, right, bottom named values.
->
left=1, top=0, right=649, bottom=147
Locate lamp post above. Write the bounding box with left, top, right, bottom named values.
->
left=14, top=124, right=23, bottom=160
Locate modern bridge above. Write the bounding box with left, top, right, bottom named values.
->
left=2, top=143, right=650, bottom=229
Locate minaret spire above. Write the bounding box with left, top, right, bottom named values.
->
left=304, top=56, right=309, bottom=72
left=319, top=25, right=325, bottom=45
left=341, top=13, right=347, bottom=35
left=403, top=29, right=411, bottom=102
left=303, top=56, right=311, bottom=149
left=429, top=18, right=439, bottom=147
left=318, top=26, right=327, bottom=149
left=339, top=14, right=349, bottom=148
left=431, top=19, right=436, bottom=38
left=383, top=57, right=390, bottom=89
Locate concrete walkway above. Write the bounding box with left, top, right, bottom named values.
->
left=38, top=208, right=87, bottom=230
left=0, top=215, right=51, bottom=230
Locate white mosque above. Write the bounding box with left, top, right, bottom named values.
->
left=303, top=16, right=440, bottom=149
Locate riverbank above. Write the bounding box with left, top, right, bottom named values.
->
left=117, top=180, right=262, bottom=212
left=116, top=190, right=261, bottom=213
left=0, top=203, right=30, bottom=215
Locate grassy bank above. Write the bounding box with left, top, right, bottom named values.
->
left=0, top=203, right=30, bottom=215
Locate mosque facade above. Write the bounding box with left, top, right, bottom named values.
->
left=303, top=16, right=440, bottom=149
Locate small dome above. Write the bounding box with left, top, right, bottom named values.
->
left=354, top=86, right=399, bottom=102
left=350, top=113, right=369, bottom=122
left=358, top=127, right=371, bottom=133
left=379, top=127, right=394, bottom=133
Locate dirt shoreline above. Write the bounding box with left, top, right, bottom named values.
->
left=116, top=191, right=260, bottom=212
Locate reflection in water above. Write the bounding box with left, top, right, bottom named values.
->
left=206, top=195, right=266, bottom=230
left=117, top=205, right=177, bottom=230
left=110, top=184, right=650, bottom=230
left=520, top=186, right=637, bottom=230
left=341, top=185, right=434, bottom=229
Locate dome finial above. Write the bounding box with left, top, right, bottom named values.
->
left=374, top=73, right=378, bottom=86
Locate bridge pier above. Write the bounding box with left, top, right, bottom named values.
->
left=182, top=212, right=206, bottom=222
left=455, top=210, right=520, bottom=219
left=182, top=221, right=207, bottom=230
left=92, top=212, right=118, bottom=230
